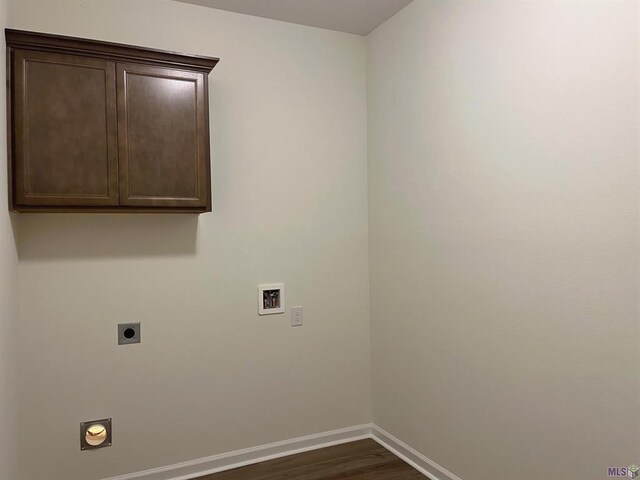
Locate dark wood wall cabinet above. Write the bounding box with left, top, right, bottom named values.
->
left=6, top=29, right=219, bottom=213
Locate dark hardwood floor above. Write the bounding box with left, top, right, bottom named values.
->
left=197, top=439, right=425, bottom=480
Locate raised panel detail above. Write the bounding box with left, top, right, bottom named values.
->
left=117, top=64, right=209, bottom=208
left=13, top=50, right=118, bottom=206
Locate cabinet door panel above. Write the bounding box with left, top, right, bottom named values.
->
left=117, top=64, right=209, bottom=208
left=13, top=50, right=118, bottom=206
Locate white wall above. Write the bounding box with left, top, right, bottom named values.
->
left=368, top=1, right=640, bottom=480
left=0, top=0, right=19, bottom=478
left=9, top=1, right=371, bottom=479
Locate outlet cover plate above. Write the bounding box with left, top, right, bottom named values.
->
left=291, top=306, right=303, bottom=327
left=118, top=323, right=141, bottom=345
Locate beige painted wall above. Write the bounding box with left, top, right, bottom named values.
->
left=0, top=0, right=18, bottom=480
left=10, top=1, right=371, bottom=479
left=368, top=1, right=640, bottom=480
left=7, top=1, right=640, bottom=479
left=0, top=0, right=19, bottom=478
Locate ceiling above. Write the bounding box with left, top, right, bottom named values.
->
left=173, top=0, right=413, bottom=35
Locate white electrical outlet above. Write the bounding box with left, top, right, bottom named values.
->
left=291, top=306, right=303, bottom=327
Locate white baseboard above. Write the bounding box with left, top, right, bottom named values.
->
left=102, top=423, right=462, bottom=480
left=370, top=425, right=462, bottom=480
left=101, top=424, right=372, bottom=480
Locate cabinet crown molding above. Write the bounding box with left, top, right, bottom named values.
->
left=5, top=29, right=220, bottom=73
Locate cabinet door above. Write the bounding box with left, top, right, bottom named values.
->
left=12, top=50, right=118, bottom=206
left=116, top=63, right=210, bottom=209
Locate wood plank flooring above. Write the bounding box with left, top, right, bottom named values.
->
left=196, top=439, right=425, bottom=480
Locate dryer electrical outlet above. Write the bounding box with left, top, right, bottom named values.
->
left=258, top=283, right=285, bottom=315
left=118, top=323, right=141, bottom=345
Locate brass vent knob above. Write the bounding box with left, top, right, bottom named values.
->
left=85, top=424, right=108, bottom=446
